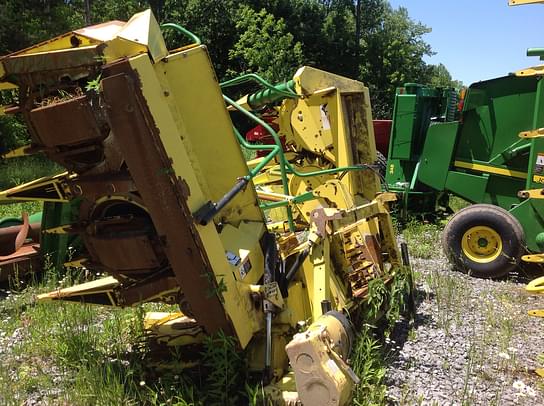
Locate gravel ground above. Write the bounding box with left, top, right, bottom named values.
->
left=386, top=255, right=544, bottom=405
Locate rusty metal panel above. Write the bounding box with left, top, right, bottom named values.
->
left=0, top=244, right=41, bottom=282
left=29, top=95, right=104, bottom=147
left=119, top=276, right=179, bottom=306
left=0, top=223, right=40, bottom=256
left=0, top=45, right=103, bottom=77
left=85, top=235, right=161, bottom=271
left=100, top=67, right=232, bottom=335
left=342, top=93, right=380, bottom=201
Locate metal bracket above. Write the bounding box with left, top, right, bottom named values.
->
left=528, top=309, right=544, bottom=318
left=0, top=171, right=76, bottom=203
left=526, top=275, right=544, bottom=293
left=263, top=282, right=285, bottom=310
left=518, top=128, right=544, bottom=138
left=518, top=189, right=544, bottom=199
left=509, top=0, right=544, bottom=6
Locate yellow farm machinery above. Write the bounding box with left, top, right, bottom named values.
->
left=0, top=10, right=407, bottom=405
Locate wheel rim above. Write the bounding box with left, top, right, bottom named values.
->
left=461, top=226, right=502, bottom=263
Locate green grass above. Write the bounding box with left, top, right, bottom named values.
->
left=0, top=155, right=61, bottom=219
left=449, top=196, right=470, bottom=213
left=1, top=291, right=185, bottom=404
left=397, top=194, right=471, bottom=260
left=0, top=266, right=251, bottom=405
left=0, top=155, right=61, bottom=190
left=0, top=201, right=43, bottom=219
left=402, top=220, right=443, bottom=259
left=0, top=267, right=414, bottom=406
left=0, top=277, right=149, bottom=405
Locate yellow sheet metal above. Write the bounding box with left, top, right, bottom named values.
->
left=509, top=0, right=544, bottom=6
left=0, top=172, right=75, bottom=203
left=128, top=47, right=265, bottom=348
left=454, top=160, right=527, bottom=180
left=526, top=275, right=544, bottom=293
left=37, top=276, right=119, bottom=301
left=115, top=9, right=168, bottom=63
left=528, top=309, right=544, bottom=317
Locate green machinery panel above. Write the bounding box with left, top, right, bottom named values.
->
left=386, top=73, right=544, bottom=251
left=41, top=201, right=81, bottom=271
left=388, top=84, right=447, bottom=161
left=385, top=83, right=458, bottom=215
left=418, top=121, right=459, bottom=191
left=456, top=75, right=537, bottom=167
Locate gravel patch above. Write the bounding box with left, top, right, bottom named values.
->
left=386, top=255, right=544, bottom=405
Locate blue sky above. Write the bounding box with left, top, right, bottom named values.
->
left=388, top=0, right=544, bottom=85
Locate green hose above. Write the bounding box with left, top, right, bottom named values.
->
left=160, top=23, right=201, bottom=47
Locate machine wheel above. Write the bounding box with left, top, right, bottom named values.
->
left=441, top=204, right=525, bottom=279
left=376, top=151, right=387, bottom=178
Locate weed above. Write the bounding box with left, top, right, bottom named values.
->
left=366, top=277, right=388, bottom=321
left=352, top=269, right=414, bottom=405
left=0, top=155, right=61, bottom=191
left=449, top=196, right=470, bottom=213
left=201, top=330, right=245, bottom=405
left=460, top=324, right=477, bottom=405
left=386, top=266, right=412, bottom=326
left=407, top=328, right=417, bottom=342
left=423, top=269, right=471, bottom=334
left=402, top=221, right=442, bottom=259
left=85, top=74, right=102, bottom=93
left=351, top=326, right=387, bottom=406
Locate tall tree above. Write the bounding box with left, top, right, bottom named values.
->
left=359, top=3, right=434, bottom=117
left=161, top=0, right=245, bottom=78
left=229, top=6, right=303, bottom=82
left=429, top=63, right=464, bottom=88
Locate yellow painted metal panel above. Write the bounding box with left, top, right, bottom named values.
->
left=515, top=65, right=544, bottom=77
left=37, top=276, right=119, bottom=301
left=0, top=82, right=16, bottom=91
left=219, top=222, right=265, bottom=286
left=10, top=34, right=97, bottom=56
left=454, top=160, right=527, bottom=179
left=74, top=21, right=125, bottom=42
left=128, top=52, right=263, bottom=348
left=102, top=37, right=148, bottom=62
left=161, top=46, right=264, bottom=224
left=116, top=9, right=168, bottom=63
left=311, top=238, right=330, bottom=321
left=293, top=66, right=365, bottom=95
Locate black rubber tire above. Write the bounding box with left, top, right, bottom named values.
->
left=441, top=204, right=525, bottom=279
left=376, top=151, right=387, bottom=178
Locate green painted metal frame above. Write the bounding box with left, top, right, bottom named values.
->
left=387, top=73, right=544, bottom=251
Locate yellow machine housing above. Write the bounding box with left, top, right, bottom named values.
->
left=0, top=10, right=403, bottom=405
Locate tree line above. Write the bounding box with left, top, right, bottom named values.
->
left=1, top=0, right=460, bottom=120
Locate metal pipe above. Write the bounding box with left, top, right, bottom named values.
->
left=262, top=232, right=277, bottom=383
left=160, top=23, right=202, bottom=46
left=401, top=242, right=416, bottom=321
left=220, top=75, right=297, bottom=100
left=0, top=222, right=41, bottom=240
left=285, top=247, right=310, bottom=283
left=321, top=299, right=332, bottom=315
left=193, top=178, right=249, bottom=226
left=527, top=47, right=544, bottom=57
left=224, top=95, right=295, bottom=230
left=264, top=311, right=272, bottom=381
left=246, top=80, right=295, bottom=109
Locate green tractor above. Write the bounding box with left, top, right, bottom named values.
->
left=385, top=73, right=544, bottom=278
